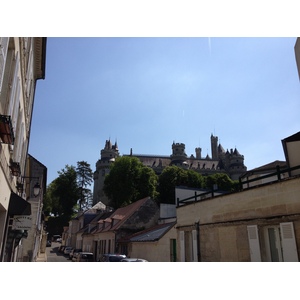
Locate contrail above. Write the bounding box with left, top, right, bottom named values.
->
left=208, top=37, right=212, bottom=56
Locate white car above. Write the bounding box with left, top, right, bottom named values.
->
left=120, top=258, right=148, bottom=262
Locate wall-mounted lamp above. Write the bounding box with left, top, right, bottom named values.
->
left=21, top=176, right=41, bottom=197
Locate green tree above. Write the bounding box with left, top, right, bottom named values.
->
left=43, top=165, right=80, bottom=235
left=157, top=166, right=189, bottom=204
left=76, top=161, right=93, bottom=210
left=103, top=156, right=158, bottom=208
left=204, top=173, right=236, bottom=191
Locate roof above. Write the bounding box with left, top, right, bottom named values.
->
left=125, top=222, right=176, bottom=242
left=95, top=197, right=151, bottom=233
left=240, top=160, right=287, bottom=179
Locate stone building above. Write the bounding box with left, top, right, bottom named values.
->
left=0, top=37, right=46, bottom=261
left=92, top=135, right=246, bottom=206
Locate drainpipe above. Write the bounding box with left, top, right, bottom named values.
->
left=195, top=221, right=201, bottom=262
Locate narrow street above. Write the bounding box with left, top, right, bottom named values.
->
left=46, top=242, right=72, bottom=262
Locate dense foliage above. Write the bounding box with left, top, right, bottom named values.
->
left=76, top=161, right=93, bottom=210
left=157, top=166, right=204, bottom=204
left=103, top=156, right=158, bottom=208
left=43, top=161, right=93, bottom=235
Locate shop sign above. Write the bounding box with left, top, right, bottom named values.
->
left=12, top=215, right=32, bottom=230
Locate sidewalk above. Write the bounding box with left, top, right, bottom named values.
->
left=36, top=252, right=47, bottom=262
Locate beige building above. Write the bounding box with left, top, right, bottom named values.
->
left=20, top=154, right=47, bottom=262
left=177, top=174, right=300, bottom=262
left=0, top=37, right=46, bottom=261
left=92, top=197, right=159, bottom=261
left=176, top=130, right=300, bottom=262
left=126, top=222, right=177, bottom=262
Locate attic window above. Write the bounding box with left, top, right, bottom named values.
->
left=0, top=115, right=15, bottom=145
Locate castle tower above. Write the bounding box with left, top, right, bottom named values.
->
left=225, top=148, right=247, bottom=180
left=93, top=139, right=119, bottom=206
left=211, top=134, right=219, bottom=160
left=170, top=142, right=188, bottom=168
left=195, top=147, right=202, bottom=159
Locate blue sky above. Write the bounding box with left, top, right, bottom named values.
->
left=28, top=37, right=300, bottom=185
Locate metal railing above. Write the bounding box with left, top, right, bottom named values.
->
left=177, top=165, right=300, bottom=207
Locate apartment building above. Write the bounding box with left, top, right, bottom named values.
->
left=0, top=37, right=46, bottom=261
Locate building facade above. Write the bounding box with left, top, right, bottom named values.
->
left=20, top=154, right=47, bottom=262
left=93, top=135, right=247, bottom=205
left=0, top=37, right=46, bottom=261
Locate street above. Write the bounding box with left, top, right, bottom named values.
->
left=46, top=242, right=72, bottom=262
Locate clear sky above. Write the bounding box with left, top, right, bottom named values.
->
left=28, top=37, right=300, bottom=185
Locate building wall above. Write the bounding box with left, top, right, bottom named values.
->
left=0, top=37, right=46, bottom=261
left=129, top=226, right=177, bottom=262
left=93, top=231, right=115, bottom=256
left=176, top=176, right=300, bottom=261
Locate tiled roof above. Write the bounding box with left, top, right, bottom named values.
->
left=125, top=222, right=176, bottom=242
left=95, top=197, right=150, bottom=233
left=240, top=160, right=287, bottom=178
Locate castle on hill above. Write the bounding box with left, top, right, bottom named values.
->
left=92, top=135, right=247, bottom=205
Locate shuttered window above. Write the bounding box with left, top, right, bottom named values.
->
left=247, top=225, right=261, bottom=262
left=0, top=37, right=9, bottom=92
left=192, top=230, right=198, bottom=262
left=280, top=222, right=299, bottom=262
left=179, top=231, right=185, bottom=262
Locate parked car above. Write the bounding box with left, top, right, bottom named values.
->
left=76, top=252, right=94, bottom=262
left=46, top=240, right=52, bottom=247
left=52, top=235, right=61, bottom=242
left=69, top=248, right=82, bottom=260
left=98, top=254, right=126, bottom=262
left=63, top=246, right=73, bottom=256
left=120, top=258, right=148, bottom=262
left=58, top=245, right=66, bottom=253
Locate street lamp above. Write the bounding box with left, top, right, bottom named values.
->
left=33, top=182, right=41, bottom=197
left=21, top=176, right=41, bottom=197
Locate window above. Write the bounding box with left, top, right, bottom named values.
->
left=170, top=239, right=177, bottom=262
left=247, top=222, right=298, bottom=262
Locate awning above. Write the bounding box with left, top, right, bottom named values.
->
left=8, top=192, right=31, bottom=216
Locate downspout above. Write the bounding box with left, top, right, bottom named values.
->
left=195, top=221, right=201, bottom=262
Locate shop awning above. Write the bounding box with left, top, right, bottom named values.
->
left=8, top=192, right=31, bottom=216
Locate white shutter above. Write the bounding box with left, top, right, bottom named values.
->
left=0, top=37, right=9, bottom=92
left=8, top=52, right=19, bottom=116
left=280, top=222, right=299, bottom=262
left=247, top=225, right=261, bottom=262
left=192, top=230, right=198, bottom=262
left=179, top=231, right=185, bottom=262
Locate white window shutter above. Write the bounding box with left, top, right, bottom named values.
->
left=247, top=225, right=261, bottom=262
left=179, top=231, right=185, bottom=262
left=280, top=222, right=299, bottom=262
left=192, top=230, right=198, bottom=262
left=0, top=37, right=9, bottom=92
left=8, top=52, right=19, bottom=116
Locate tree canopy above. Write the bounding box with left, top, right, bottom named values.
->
left=76, top=161, right=93, bottom=210
left=43, top=161, right=93, bottom=235
left=157, top=166, right=204, bottom=204
left=103, top=156, right=158, bottom=208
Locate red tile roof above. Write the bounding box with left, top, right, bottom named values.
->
left=95, top=197, right=150, bottom=233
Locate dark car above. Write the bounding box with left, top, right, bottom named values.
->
left=46, top=240, right=52, bottom=247
left=69, top=248, right=82, bottom=260
left=99, top=254, right=126, bottom=262
left=58, top=245, right=67, bottom=253
left=76, top=252, right=94, bottom=262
